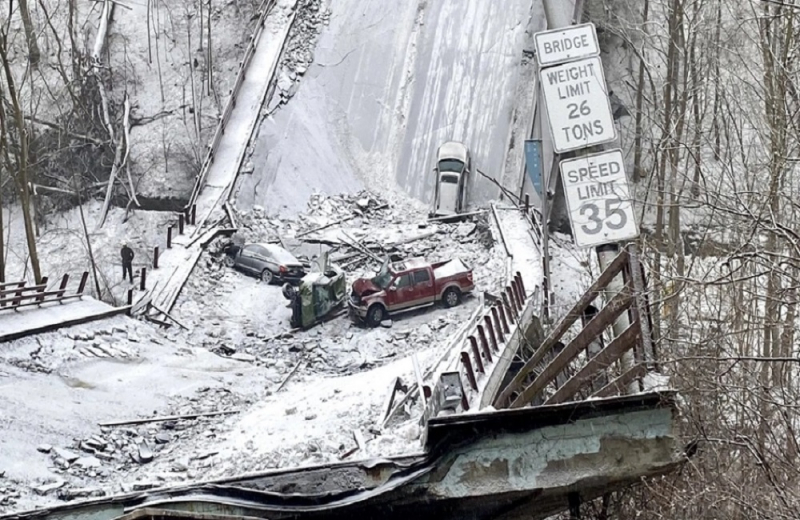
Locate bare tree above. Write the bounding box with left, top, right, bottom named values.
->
left=0, top=27, right=42, bottom=283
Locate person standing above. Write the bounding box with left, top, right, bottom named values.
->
left=121, top=243, right=135, bottom=283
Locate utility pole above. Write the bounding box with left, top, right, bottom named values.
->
left=531, top=0, right=585, bottom=324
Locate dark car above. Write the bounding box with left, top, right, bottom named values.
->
left=223, top=242, right=306, bottom=284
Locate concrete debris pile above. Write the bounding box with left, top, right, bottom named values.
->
left=269, top=0, right=329, bottom=111
left=230, top=191, right=502, bottom=290
left=27, top=386, right=253, bottom=503
left=5, top=326, right=141, bottom=376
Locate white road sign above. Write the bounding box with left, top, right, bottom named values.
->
left=534, top=23, right=599, bottom=66
left=560, top=149, right=639, bottom=248
left=540, top=56, right=616, bottom=153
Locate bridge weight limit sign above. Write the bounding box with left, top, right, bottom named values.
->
left=540, top=56, right=616, bottom=153
left=560, top=149, right=639, bottom=248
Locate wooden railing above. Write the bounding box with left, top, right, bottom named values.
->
left=0, top=272, right=89, bottom=310
left=494, top=244, right=657, bottom=409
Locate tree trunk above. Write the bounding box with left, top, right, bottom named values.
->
left=0, top=29, right=42, bottom=283
left=17, top=0, right=41, bottom=67
left=632, top=0, right=649, bottom=182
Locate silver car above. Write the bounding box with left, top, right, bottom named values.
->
left=224, top=242, right=306, bottom=284
left=431, top=141, right=471, bottom=217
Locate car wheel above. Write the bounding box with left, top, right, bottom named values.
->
left=366, top=304, right=385, bottom=327
left=442, top=287, right=461, bottom=308
left=223, top=256, right=235, bottom=267
left=261, top=269, right=274, bottom=284
left=282, top=283, right=296, bottom=300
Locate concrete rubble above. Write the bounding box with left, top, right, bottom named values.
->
left=268, top=0, right=329, bottom=113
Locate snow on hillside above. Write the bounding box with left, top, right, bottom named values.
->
left=233, top=0, right=543, bottom=215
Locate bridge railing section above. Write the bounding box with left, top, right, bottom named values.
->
left=494, top=243, right=658, bottom=409
left=186, top=0, right=279, bottom=210
left=0, top=272, right=90, bottom=310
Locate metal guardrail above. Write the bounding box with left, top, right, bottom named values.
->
left=420, top=272, right=531, bottom=431
left=419, top=205, right=544, bottom=429
left=186, top=0, right=279, bottom=210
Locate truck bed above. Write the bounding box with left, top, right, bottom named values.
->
left=432, top=258, right=471, bottom=280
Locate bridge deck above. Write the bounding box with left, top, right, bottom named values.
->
left=0, top=297, right=129, bottom=342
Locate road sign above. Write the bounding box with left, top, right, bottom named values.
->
left=524, top=140, right=543, bottom=197
left=534, top=23, right=599, bottom=67
left=540, top=56, right=616, bottom=153
left=560, top=149, right=639, bottom=248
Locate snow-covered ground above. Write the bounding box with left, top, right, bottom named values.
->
left=233, top=0, right=544, bottom=215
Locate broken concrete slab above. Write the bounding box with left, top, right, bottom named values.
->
left=53, top=448, right=79, bottom=463
left=33, top=480, right=64, bottom=496
left=137, top=443, right=154, bottom=463
left=73, top=456, right=102, bottom=469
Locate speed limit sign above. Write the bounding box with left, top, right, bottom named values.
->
left=560, top=149, right=639, bottom=248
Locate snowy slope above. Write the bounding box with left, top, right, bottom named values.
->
left=234, top=0, right=542, bottom=215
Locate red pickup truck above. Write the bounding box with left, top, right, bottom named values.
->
left=349, top=257, right=475, bottom=326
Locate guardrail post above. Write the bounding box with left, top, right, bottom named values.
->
left=485, top=315, right=499, bottom=351
left=525, top=193, right=530, bottom=213
left=191, top=204, right=197, bottom=226
left=511, top=279, right=523, bottom=309
left=503, top=290, right=517, bottom=319
left=516, top=272, right=526, bottom=297
left=140, top=267, right=147, bottom=291
left=479, top=327, right=493, bottom=363
left=178, top=214, right=185, bottom=235
left=127, top=289, right=133, bottom=306
left=77, top=272, right=88, bottom=294
left=11, top=283, right=24, bottom=306
left=36, top=276, right=49, bottom=303
left=167, top=226, right=173, bottom=249
left=503, top=300, right=515, bottom=329
left=153, top=246, right=159, bottom=269
left=468, top=336, right=485, bottom=373
left=460, top=352, right=478, bottom=391
left=57, top=274, right=69, bottom=297
left=477, top=325, right=491, bottom=357
left=510, top=285, right=521, bottom=314
left=493, top=306, right=507, bottom=336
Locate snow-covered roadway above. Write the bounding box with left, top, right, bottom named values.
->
left=234, top=0, right=544, bottom=214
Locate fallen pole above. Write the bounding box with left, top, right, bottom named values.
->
left=275, top=360, right=304, bottom=393
left=427, top=209, right=488, bottom=222
left=296, top=204, right=390, bottom=238
left=150, top=302, right=190, bottom=330
left=99, top=409, right=241, bottom=427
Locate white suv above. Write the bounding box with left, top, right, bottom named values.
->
left=431, top=141, right=471, bottom=218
